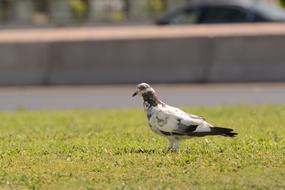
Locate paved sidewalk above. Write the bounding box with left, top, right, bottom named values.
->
left=0, top=83, right=284, bottom=110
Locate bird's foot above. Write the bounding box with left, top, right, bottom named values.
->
left=172, top=147, right=179, bottom=153
left=163, top=147, right=171, bottom=153
left=163, top=147, right=179, bottom=154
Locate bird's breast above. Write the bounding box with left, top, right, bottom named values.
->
left=149, top=109, right=171, bottom=130
left=144, top=104, right=175, bottom=136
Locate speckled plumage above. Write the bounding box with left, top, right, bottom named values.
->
left=133, top=83, right=237, bottom=152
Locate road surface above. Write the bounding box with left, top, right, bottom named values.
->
left=0, top=83, right=284, bottom=111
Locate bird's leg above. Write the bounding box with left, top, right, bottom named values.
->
left=172, top=139, right=180, bottom=153
left=163, top=138, right=174, bottom=153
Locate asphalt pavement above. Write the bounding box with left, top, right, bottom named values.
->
left=0, top=83, right=284, bottom=111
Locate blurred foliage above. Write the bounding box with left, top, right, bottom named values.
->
left=279, top=0, right=285, bottom=7
left=69, top=0, right=88, bottom=19
left=0, top=0, right=171, bottom=24
left=149, top=0, right=167, bottom=16
left=110, top=11, right=126, bottom=22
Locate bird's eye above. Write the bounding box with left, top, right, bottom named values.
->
left=138, top=86, right=146, bottom=90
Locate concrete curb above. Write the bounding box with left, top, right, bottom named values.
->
left=0, top=24, right=285, bottom=85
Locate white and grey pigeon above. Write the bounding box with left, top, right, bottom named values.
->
left=132, top=83, right=237, bottom=153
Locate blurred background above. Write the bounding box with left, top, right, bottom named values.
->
left=0, top=0, right=284, bottom=27
left=0, top=0, right=285, bottom=110
left=2, top=0, right=180, bottom=26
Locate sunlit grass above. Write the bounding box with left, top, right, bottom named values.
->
left=0, top=106, right=284, bottom=189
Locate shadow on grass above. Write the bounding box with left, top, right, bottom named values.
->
left=114, top=147, right=158, bottom=155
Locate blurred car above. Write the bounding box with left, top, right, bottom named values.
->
left=156, top=0, right=285, bottom=25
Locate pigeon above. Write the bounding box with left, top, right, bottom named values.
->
left=132, top=83, right=237, bottom=153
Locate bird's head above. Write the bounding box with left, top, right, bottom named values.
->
left=132, top=83, right=155, bottom=97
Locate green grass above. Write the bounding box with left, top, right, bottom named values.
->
left=0, top=106, right=284, bottom=190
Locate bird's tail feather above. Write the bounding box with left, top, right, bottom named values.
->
left=212, top=126, right=237, bottom=137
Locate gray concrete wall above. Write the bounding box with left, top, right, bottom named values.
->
left=0, top=43, right=49, bottom=85
left=0, top=24, right=285, bottom=85
left=209, top=35, right=285, bottom=82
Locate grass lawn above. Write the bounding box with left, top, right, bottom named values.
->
left=0, top=106, right=284, bottom=190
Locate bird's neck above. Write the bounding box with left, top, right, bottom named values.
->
left=142, top=91, right=162, bottom=107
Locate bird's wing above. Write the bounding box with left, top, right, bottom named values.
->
left=154, top=106, right=205, bottom=135
left=153, top=105, right=236, bottom=137
left=157, top=105, right=212, bottom=135
left=188, top=113, right=205, bottom=120
left=166, top=105, right=205, bottom=120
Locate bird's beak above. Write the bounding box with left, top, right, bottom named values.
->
left=132, top=91, right=138, bottom=97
